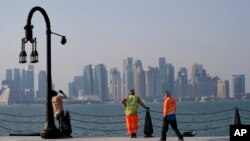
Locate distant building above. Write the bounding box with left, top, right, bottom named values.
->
left=166, top=63, right=175, bottom=96
left=232, top=74, right=245, bottom=98
left=134, top=60, right=146, bottom=100
left=122, top=57, right=134, bottom=99
left=14, top=68, right=21, bottom=90
left=217, top=80, right=229, bottom=99
left=94, top=64, right=109, bottom=102
left=109, top=68, right=122, bottom=101
left=159, top=57, right=167, bottom=94
left=2, top=79, right=16, bottom=88
left=1, top=65, right=35, bottom=103
left=69, top=76, right=84, bottom=98
left=36, top=70, right=46, bottom=98
left=0, top=85, right=30, bottom=105
left=5, top=69, right=12, bottom=81
left=83, top=65, right=94, bottom=95
left=176, top=67, right=188, bottom=99
left=24, top=65, right=35, bottom=100
left=190, top=63, right=218, bottom=98
left=21, top=69, right=26, bottom=91
left=145, top=66, right=161, bottom=101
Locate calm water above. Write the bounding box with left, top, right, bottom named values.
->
left=0, top=100, right=250, bottom=137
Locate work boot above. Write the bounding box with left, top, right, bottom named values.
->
left=131, top=133, right=137, bottom=138
left=133, top=133, right=137, bottom=138
left=158, top=139, right=166, bottom=141
left=130, top=133, right=134, bottom=138
left=178, top=138, right=184, bottom=141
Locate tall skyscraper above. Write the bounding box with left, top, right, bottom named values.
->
left=3, top=65, right=36, bottom=102
left=166, top=63, right=175, bottom=95
left=2, top=69, right=15, bottom=88
left=217, top=80, right=229, bottom=99
left=14, top=68, right=21, bottom=90
left=232, top=74, right=245, bottom=98
left=69, top=76, right=84, bottom=98
left=94, top=64, right=109, bottom=102
left=134, top=60, right=143, bottom=70
left=109, top=68, right=122, bottom=101
left=83, top=64, right=94, bottom=95
left=37, top=70, right=46, bottom=98
left=122, top=57, right=134, bottom=99
left=159, top=57, right=167, bottom=94
left=176, top=67, right=188, bottom=99
left=23, top=65, right=35, bottom=100
left=21, top=69, right=26, bottom=91
left=134, top=60, right=146, bottom=100
left=146, top=66, right=161, bottom=100
left=191, top=63, right=207, bottom=82
left=5, top=69, right=12, bottom=81
left=190, top=63, right=218, bottom=98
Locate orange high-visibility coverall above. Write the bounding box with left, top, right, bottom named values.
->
left=124, top=94, right=138, bottom=135
left=126, top=114, right=138, bottom=135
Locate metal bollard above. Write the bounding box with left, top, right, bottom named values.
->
left=233, top=107, right=241, bottom=125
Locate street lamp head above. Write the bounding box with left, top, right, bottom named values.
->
left=19, top=38, right=27, bottom=63
left=30, top=38, right=38, bottom=63
left=24, top=24, right=34, bottom=42
left=19, top=50, right=27, bottom=63
left=30, top=50, right=39, bottom=63
left=61, top=36, right=67, bottom=45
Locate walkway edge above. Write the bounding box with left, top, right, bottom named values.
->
left=0, top=136, right=229, bottom=141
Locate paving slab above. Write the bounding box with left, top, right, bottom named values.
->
left=0, top=136, right=229, bottom=141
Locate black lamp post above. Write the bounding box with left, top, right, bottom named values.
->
left=19, top=6, right=66, bottom=139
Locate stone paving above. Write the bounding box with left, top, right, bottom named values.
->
left=0, top=136, right=229, bottom=141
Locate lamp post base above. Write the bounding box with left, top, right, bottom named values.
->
left=41, top=128, right=60, bottom=139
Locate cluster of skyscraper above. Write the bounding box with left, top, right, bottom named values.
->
left=69, top=64, right=109, bottom=102
left=0, top=58, right=247, bottom=104
left=69, top=57, right=247, bottom=102
left=0, top=65, right=55, bottom=105
left=0, top=65, right=35, bottom=105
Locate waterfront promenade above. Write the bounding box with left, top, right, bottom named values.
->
left=1, top=102, right=247, bottom=140
left=0, top=136, right=229, bottom=141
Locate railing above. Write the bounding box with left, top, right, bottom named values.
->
left=0, top=107, right=249, bottom=137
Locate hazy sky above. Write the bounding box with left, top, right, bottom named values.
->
left=0, top=0, right=250, bottom=93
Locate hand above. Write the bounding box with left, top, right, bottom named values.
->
left=59, top=90, right=63, bottom=94
left=145, top=107, right=150, bottom=110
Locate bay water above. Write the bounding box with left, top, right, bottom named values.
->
left=0, top=100, right=250, bottom=137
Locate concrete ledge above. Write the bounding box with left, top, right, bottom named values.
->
left=0, top=136, right=229, bottom=141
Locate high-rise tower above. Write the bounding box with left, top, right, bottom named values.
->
left=37, top=70, right=46, bottom=98
left=122, top=57, right=134, bottom=99
left=83, top=64, right=94, bottom=95
left=232, top=74, right=245, bottom=98
left=94, top=64, right=109, bottom=102
left=176, top=67, right=188, bottom=99
left=134, top=60, right=146, bottom=100
left=109, top=68, right=122, bottom=101
left=159, top=57, right=167, bottom=94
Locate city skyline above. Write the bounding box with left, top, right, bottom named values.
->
left=0, top=0, right=249, bottom=92
left=1, top=60, right=247, bottom=98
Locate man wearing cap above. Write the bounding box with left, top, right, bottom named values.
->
left=121, top=89, right=149, bottom=138
left=159, top=91, right=184, bottom=141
